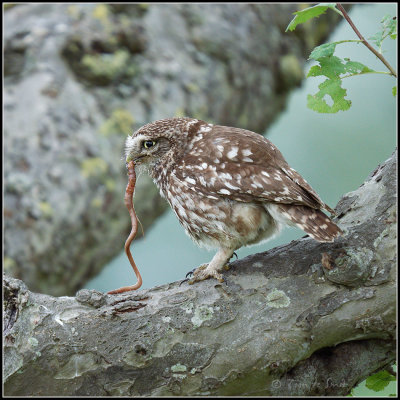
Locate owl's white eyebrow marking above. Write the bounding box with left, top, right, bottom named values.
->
left=125, top=135, right=136, bottom=153
left=227, top=147, right=239, bottom=159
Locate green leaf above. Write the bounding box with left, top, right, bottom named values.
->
left=286, top=3, right=338, bottom=32
left=307, top=78, right=351, bottom=113
left=308, top=55, right=376, bottom=79
left=365, top=370, right=396, bottom=392
left=309, top=42, right=338, bottom=59
left=369, top=31, right=384, bottom=48
left=392, top=86, right=397, bottom=96
left=368, top=14, right=397, bottom=50
left=382, top=15, right=397, bottom=38
left=309, top=39, right=363, bottom=60
left=344, top=60, right=375, bottom=75
left=307, top=56, right=347, bottom=79
left=306, top=55, right=378, bottom=113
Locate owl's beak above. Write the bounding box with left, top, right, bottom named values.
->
left=126, top=153, right=145, bottom=164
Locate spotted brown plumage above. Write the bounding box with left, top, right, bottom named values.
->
left=125, top=117, right=342, bottom=283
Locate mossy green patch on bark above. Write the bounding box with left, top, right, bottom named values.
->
left=99, top=109, right=135, bottom=137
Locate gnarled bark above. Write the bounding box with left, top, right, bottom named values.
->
left=3, top=150, right=396, bottom=396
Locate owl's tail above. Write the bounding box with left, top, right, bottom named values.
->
left=267, top=203, right=343, bottom=242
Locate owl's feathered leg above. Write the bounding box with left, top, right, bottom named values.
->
left=188, top=247, right=235, bottom=284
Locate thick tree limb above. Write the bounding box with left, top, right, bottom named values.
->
left=3, top=150, right=396, bottom=396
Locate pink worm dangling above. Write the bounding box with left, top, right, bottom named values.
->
left=108, top=161, right=143, bottom=294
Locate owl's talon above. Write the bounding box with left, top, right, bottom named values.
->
left=184, top=264, right=205, bottom=279
left=187, top=264, right=225, bottom=284
left=185, top=270, right=194, bottom=279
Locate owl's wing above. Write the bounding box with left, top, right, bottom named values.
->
left=174, top=125, right=334, bottom=213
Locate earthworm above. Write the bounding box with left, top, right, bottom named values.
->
left=107, top=161, right=143, bottom=294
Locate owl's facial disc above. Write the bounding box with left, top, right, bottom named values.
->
left=125, top=134, right=170, bottom=166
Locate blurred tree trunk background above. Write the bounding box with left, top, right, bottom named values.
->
left=4, top=4, right=345, bottom=296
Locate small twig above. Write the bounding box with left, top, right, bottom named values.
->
left=341, top=71, right=392, bottom=79
left=336, top=3, right=397, bottom=78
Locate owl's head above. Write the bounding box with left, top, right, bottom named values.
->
left=125, top=117, right=202, bottom=170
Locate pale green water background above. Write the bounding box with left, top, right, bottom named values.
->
left=86, top=3, right=397, bottom=395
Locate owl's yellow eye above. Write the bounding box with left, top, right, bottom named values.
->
left=143, top=140, right=156, bottom=149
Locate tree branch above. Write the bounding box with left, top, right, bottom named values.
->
left=3, top=150, right=396, bottom=396
left=336, top=3, right=397, bottom=77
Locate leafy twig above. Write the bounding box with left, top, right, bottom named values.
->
left=336, top=3, right=397, bottom=77
left=340, top=71, right=392, bottom=79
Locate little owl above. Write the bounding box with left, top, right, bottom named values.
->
left=125, top=117, right=342, bottom=283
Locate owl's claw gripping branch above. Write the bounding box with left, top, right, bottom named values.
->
left=178, top=268, right=199, bottom=287
left=185, top=269, right=195, bottom=279
left=107, top=161, right=143, bottom=294
left=188, top=264, right=225, bottom=284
